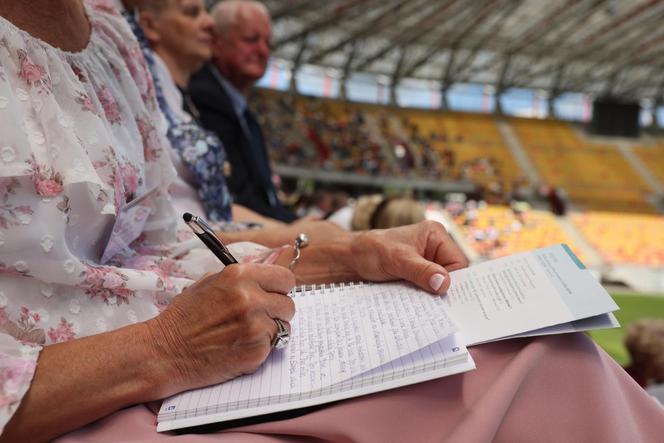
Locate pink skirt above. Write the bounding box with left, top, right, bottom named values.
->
left=56, top=333, right=664, bottom=442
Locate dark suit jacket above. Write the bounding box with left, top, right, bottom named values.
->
left=189, top=64, right=296, bottom=222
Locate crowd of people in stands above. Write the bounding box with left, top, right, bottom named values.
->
left=255, top=95, right=398, bottom=177
left=0, top=0, right=662, bottom=442
left=448, top=198, right=533, bottom=258
left=253, top=92, right=518, bottom=186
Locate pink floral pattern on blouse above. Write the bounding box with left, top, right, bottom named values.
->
left=0, top=1, right=273, bottom=433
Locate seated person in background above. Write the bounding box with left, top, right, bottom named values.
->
left=129, top=0, right=335, bottom=247
left=189, top=0, right=296, bottom=222
left=291, top=189, right=349, bottom=219
left=539, top=184, right=566, bottom=216
left=624, top=319, right=664, bottom=400
left=356, top=195, right=426, bottom=230
left=0, top=2, right=662, bottom=442
left=328, top=194, right=426, bottom=231
left=131, top=0, right=275, bottom=227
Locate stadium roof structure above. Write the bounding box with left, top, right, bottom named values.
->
left=264, top=0, right=664, bottom=109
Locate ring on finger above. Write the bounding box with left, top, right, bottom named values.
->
left=271, top=318, right=290, bottom=349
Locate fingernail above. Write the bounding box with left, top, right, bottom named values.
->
left=429, top=273, right=445, bottom=292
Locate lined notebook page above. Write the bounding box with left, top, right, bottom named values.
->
left=327, top=331, right=469, bottom=394
left=159, top=282, right=461, bottom=425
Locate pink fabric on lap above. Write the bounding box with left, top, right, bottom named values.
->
left=55, top=333, right=664, bottom=443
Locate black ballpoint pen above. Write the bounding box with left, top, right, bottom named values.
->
left=183, top=212, right=238, bottom=266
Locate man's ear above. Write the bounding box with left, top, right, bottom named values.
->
left=138, top=11, right=161, bottom=46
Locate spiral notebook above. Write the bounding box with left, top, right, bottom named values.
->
left=157, top=282, right=475, bottom=432
left=157, top=244, right=619, bottom=432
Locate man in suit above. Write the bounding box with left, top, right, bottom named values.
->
left=189, top=0, right=296, bottom=222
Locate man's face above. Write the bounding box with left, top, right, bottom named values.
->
left=150, top=0, right=214, bottom=67
left=215, top=7, right=271, bottom=85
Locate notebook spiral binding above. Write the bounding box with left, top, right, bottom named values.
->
left=290, top=281, right=367, bottom=296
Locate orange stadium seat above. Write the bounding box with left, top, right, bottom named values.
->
left=402, top=110, right=523, bottom=191
left=453, top=204, right=585, bottom=261
left=510, top=119, right=656, bottom=213
left=571, top=212, right=664, bottom=266
left=633, top=143, right=664, bottom=186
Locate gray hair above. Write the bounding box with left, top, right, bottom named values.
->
left=210, top=0, right=270, bottom=38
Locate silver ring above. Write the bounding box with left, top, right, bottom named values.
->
left=271, top=318, right=290, bottom=349
left=288, top=233, right=309, bottom=270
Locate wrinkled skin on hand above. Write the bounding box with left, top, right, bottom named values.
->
left=349, top=221, right=469, bottom=295
left=145, top=263, right=295, bottom=398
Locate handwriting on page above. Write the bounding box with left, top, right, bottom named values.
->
left=286, top=283, right=456, bottom=394
left=161, top=282, right=458, bottom=417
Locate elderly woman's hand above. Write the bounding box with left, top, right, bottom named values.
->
left=145, top=263, right=296, bottom=398
left=349, top=221, right=468, bottom=295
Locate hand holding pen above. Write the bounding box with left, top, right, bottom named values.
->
left=183, top=212, right=238, bottom=266
left=183, top=212, right=291, bottom=349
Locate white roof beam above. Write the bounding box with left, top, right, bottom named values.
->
left=451, top=0, right=521, bottom=80
left=400, top=0, right=501, bottom=79
left=519, top=0, right=664, bottom=83
left=273, top=0, right=367, bottom=49
left=305, top=0, right=421, bottom=65
left=353, top=0, right=460, bottom=73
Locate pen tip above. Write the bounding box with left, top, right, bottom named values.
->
left=183, top=212, right=192, bottom=222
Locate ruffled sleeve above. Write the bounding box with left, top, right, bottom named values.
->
left=0, top=335, right=40, bottom=430
left=0, top=3, right=189, bottom=432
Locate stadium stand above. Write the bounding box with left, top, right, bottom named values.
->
left=401, top=110, right=525, bottom=195
left=255, top=90, right=400, bottom=177
left=571, top=212, right=664, bottom=267
left=256, top=90, right=525, bottom=197
left=509, top=118, right=584, bottom=150
left=633, top=143, right=664, bottom=189
left=510, top=118, right=656, bottom=213
left=448, top=202, right=585, bottom=262
left=254, top=89, right=664, bottom=279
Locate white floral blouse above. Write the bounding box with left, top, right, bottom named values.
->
left=0, top=1, right=276, bottom=433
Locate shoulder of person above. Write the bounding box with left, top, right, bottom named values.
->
left=189, top=64, right=215, bottom=89
left=190, top=69, right=236, bottom=118
left=86, top=0, right=133, bottom=34
left=189, top=66, right=224, bottom=100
